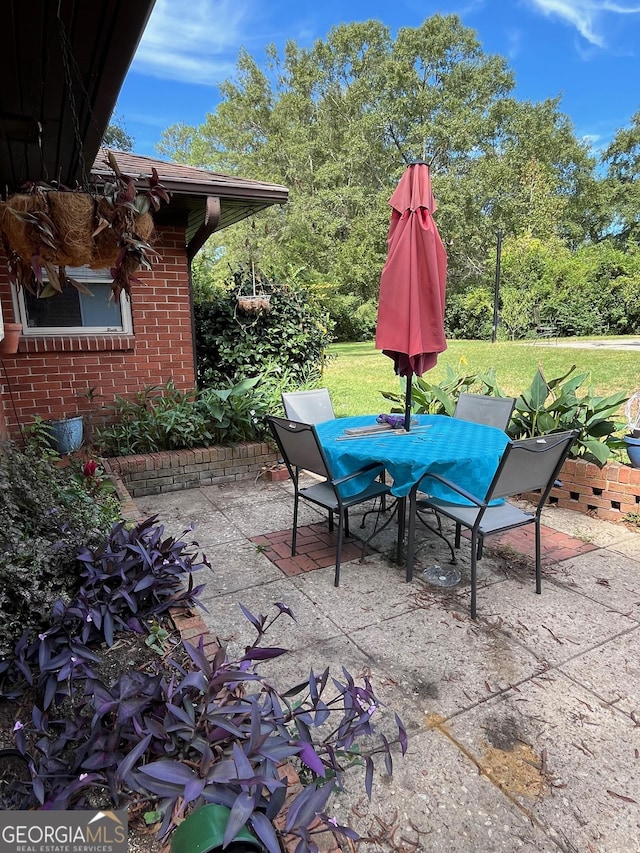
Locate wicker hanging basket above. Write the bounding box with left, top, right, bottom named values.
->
left=236, top=294, right=271, bottom=313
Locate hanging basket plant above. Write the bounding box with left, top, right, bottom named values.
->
left=0, top=151, right=170, bottom=300
left=235, top=261, right=272, bottom=314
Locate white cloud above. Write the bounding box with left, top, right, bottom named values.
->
left=506, top=28, right=523, bottom=58
left=526, top=0, right=640, bottom=47
left=132, top=0, right=255, bottom=85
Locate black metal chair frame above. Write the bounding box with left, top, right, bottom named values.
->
left=267, top=416, right=392, bottom=586
left=413, top=394, right=516, bottom=556
left=409, top=430, right=577, bottom=618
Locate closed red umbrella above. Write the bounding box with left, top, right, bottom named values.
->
left=375, top=162, right=447, bottom=429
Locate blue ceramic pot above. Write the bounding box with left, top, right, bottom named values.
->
left=48, top=416, right=84, bottom=454
left=623, top=435, right=640, bottom=468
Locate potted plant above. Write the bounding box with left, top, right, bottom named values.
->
left=0, top=319, right=22, bottom=355
left=0, top=151, right=169, bottom=300
left=236, top=261, right=272, bottom=314
left=623, top=392, right=640, bottom=467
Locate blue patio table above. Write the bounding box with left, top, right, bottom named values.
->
left=315, top=414, right=510, bottom=581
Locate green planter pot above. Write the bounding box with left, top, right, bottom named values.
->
left=170, top=804, right=263, bottom=853
left=624, top=435, right=640, bottom=469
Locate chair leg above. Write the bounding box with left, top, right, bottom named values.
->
left=535, top=519, right=542, bottom=594
left=334, top=512, right=344, bottom=587
left=406, top=489, right=417, bottom=582
left=470, top=529, right=478, bottom=619
left=455, top=523, right=461, bottom=549
left=291, top=495, right=299, bottom=556
left=344, top=508, right=350, bottom=538
left=328, top=511, right=334, bottom=532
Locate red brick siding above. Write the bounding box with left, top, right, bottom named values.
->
left=0, top=226, right=195, bottom=438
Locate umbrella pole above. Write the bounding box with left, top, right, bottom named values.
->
left=404, top=374, right=412, bottom=431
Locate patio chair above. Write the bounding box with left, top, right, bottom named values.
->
left=453, top=393, right=516, bottom=432
left=281, top=389, right=336, bottom=424
left=267, top=416, right=391, bottom=586
left=413, top=394, right=516, bottom=541
left=410, top=430, right=577, bottom=618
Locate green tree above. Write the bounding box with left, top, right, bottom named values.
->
left=158, top=16, right=603, bottom=335
left=103, top=114, right=134, bottom=151
left=603, top=108, right=640, bottom=245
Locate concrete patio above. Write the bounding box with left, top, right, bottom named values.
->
left=136, top=476, right=640, bottom=853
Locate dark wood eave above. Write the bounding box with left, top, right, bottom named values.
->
left=187, top=197, right=221, bottom=261
left=0, top=0, right=156, bottom=193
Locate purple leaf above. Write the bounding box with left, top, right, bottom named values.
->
left=224, top=791, right=256, bottom=848
left=364, top=756, right=374, bottom=800
left=285, top=779, right=335, bottom=833
left=138, top=759, right=197, bottom=783
left=297, top=742, right=325, bottom=777
left=241, top=647, right=288, bottom=661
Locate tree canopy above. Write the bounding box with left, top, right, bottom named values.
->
left=157, top=14, right=638, bottom=340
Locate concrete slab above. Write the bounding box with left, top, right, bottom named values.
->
left=559, top=623, right=640, bottom=718
left=131, top=479, right=640, bottom=851
left=547, top=549, right=640, bottom=620
left=330, top=728, right=557, bottom=852
left=457, top=578, right=633, bottom=665
left=197, top=576, right=343, bottom=659
left=340, top=606, right=540, bottom=725
left=447, top=671, right=640, bottom=852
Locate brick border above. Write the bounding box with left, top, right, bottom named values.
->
left=524, top=457, right=640, bottom=523
left=103, top=441, right=279, bottom=497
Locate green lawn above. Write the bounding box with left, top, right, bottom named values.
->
left=322, top=338, right=640, bottom=417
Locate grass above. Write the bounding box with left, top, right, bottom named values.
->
left=321, top=338, right=640, bottom=417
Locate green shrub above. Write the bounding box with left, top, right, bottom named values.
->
left=93, top=374, right=297, bottom=456
left=326, top=294, right=378, bottom=341
left=381, top=362, right=626, bottom=465
left=195, top=266, right=333, bottom=388
left=0, top=441, right=120, bottom=657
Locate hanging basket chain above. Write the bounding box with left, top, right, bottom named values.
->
left=57, top=12, right=88, bottom=189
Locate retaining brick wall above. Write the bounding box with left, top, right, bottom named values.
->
left=103, top=441, right=279, bottom=497
left=525, top=457, right=640, bottom=522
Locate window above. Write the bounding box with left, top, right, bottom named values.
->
left=13, top=267, right=132, bottom=335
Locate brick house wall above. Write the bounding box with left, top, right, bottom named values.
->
left=0, top=225, right=196, bottom=439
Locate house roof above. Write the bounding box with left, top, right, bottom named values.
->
left=0, top=0, right=289, bottom=258
left=91, top=150, right=289, bottom=241
left=0, top=0, right=156, bottom=193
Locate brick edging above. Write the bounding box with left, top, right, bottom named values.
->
left=102, top=441, right=279, bottom=497
left=525, top=457, right=640, bottom=523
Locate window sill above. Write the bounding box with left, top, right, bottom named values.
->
left=19, top=334, right=135, bottom=354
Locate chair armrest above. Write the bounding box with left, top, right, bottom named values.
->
left=332, top=461, right=385, bottom=488
left=416, top=472, right=485, bottom=508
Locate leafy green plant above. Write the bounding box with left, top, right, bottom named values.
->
left=381, top=361, right=505, bottom=416
left=0, top=440, right=120, bottom=657
left=195, top=268, right=333, bottom=389
left=509, top=365, right=627, bottom=464
left=380, top=361, right=626, bottom=465
left=94, top=377, right=272, bottom=456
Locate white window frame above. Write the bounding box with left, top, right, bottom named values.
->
left=12, top=267, right=133, bottom=336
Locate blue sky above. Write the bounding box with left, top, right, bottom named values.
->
left=115, top=0, right=640, bottom=160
